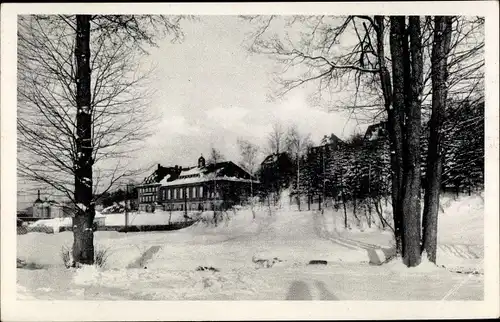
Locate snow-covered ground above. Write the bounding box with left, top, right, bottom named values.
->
left=16, top=192, right=484, bottom=300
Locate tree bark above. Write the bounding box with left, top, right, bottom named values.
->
left=422, top=16, right=453, bottom=263
left=297, top=153, right=301, bottom=211
left=388, top=16, right=406, bottom=256
left=72, top=15, right=95, bottom=266
left=375, top=16, right=404, bottom=254
left=401, top=16, right=424, bottom=267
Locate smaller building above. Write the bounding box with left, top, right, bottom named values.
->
left=20, top=190, right=66, bottom=219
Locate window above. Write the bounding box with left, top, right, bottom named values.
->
left=174, top=188, right=177, bottom=199
left=199, top=186, right=203, bottom=198
left=186, top=187, right=190, bottom=199
left=168, top=189, right=171, bottom=200
left=193, top=187, right=197, bottom=198
left=180, top=188, right=184, bottom=199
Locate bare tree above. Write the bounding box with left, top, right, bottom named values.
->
left=207, top=146, right=225, bottom=165
left=206, top=145, right=225, bottom=224
left=237, top=138, right=259, bottom=197
left=285, top=124, right=313, bottom=211
left=17, top=14, right=186, bottom=266
left=267, top=121, right=285, bottom=156
left=265, top=121, right=286, bottom=205
left=244, top=15, right=483, bottom=267
left=237, top=138, right=259, bottom=219
left=422, top=16, right=454, bottom=263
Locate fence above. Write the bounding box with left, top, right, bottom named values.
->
left=17, top=217, right=198, bottom=235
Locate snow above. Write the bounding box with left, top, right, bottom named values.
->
left=160, top=167, right=258, bottom=187
left=159, top=174, right=171, bottom=185
left=161, top=175, right=209, bottom=186
left=76, top=203, right=87, bottom=212
left=161, top=172, right=257, bottom=187
left=26, top=210, right=190, bottom=231
left=178, top=167, right=202, bottom=177
left=104, top=211, right=188, bottom=226
left=17, top=192, right=484, bottom=301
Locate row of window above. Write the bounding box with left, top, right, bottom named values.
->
left=139, top=186, right=157, bottom=194
left=140, top=195, right=156, bottom=203
left=139, top=186, right=221, bottom=204
left=163, top=186, right=203, bottom=200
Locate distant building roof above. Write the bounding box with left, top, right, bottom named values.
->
left=364, top=121, right=388, bottom=141
left=141, top=164, right=183, bottom=185
left=261, top=152, right=292, bottom=166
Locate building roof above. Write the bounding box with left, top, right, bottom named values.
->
left=141, top=164, right=183, bottom=185
left=364, top=121, right=388, bottom=141
left=261, top=152, right=292, bottom=166
left=161, top=161, right=258, bottom=187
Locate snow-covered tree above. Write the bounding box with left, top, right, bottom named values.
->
left=244, top=15, right=483, bottom=267
left=17, top=15, right=186, bottom=266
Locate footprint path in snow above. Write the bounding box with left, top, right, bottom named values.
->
left=312, top=211, right=482, bottom=265
left=285, top=280, right=339, bottom=300
left=127, top=245, right=162, bottom=269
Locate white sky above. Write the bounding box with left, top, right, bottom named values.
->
left=134, top=16, right=363, bottom=171
left=17, top=15, right=368, bottom=209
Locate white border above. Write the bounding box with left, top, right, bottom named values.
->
left=2, top=2, right=499, bottom=321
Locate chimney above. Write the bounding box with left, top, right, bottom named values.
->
left=179, top=166, right=183, bottom=171
left=158, top=163, right=161, bottom=170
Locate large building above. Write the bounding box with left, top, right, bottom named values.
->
left=136, top=155, right=258, bottom=212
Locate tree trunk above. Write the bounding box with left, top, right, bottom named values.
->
left=374, top=198, right=389, bottom=230
left=422, top=16, right=453, bottom=263
left=297, top=154, right=301, bottom=211
left=401, top=16, right=424, bottom=267
left=72, top=15, right=94, bottom=266
left=353, top=196, right=357, bottom=218
left=375, top=15, right=403, bottom=255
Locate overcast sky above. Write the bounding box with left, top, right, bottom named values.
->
left=18, top=15, right=368, bottom=209
left=134, top=16, right=364, bottom=173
